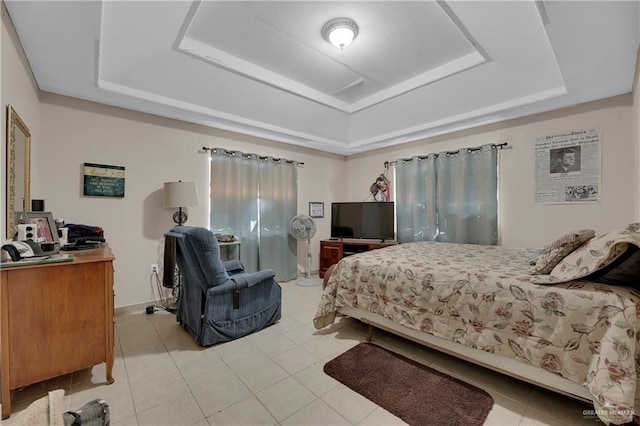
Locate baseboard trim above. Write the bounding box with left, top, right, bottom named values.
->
left=114, top=299, right=175, bottom=316
left=114, top=302, right=150, bottom=316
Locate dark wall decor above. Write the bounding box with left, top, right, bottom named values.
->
left=83, top=163, right=125, bottom=197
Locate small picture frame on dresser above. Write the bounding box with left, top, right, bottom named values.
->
left=24, top=212, right=59, bottom=245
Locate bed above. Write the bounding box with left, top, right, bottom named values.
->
left=314, top=227, right=640, bottom=425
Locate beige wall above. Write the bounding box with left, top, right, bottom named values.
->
left=37, top=94, right=346, bottom=308
left=16, top=94, right=640, bottom=308
left=1, top=3, right=40, bottom=240
left=633, top=51, right=640, bottom=221
left=346, top=95, right=637, bottom=249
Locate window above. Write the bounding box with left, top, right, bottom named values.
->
left=209, top=149, right=298, bottom=281
left=395, top=144, right=498, bottom=245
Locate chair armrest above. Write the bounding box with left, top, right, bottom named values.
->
left=223, top=260, right=245, bottom=274
left=208, top=269, right=276, bottom=296
left=232, top=269, right=275, bottom=287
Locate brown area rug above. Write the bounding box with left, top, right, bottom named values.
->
left=324, top=342, right=494, bottom=425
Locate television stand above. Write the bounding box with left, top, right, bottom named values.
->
left=319, top=239, right=398, bottom=278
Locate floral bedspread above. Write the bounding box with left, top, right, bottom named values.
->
left=314, top=241, right=640, bottom=424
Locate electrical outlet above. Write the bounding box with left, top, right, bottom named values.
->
left=151, top=264, right=158, bottom=274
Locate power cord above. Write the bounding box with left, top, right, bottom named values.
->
left=146, top=269, right=173, bottom=314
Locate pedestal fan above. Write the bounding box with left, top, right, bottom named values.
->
left=289, top=214, right=322, bottom=287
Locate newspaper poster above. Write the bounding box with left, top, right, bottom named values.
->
left=534, top=128, right=601, bottom=204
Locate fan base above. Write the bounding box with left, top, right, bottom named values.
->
left=297, top=278, right=322, bottom=287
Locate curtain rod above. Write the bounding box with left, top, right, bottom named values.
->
left=202, top=146, right=304, bottom=166
left=384, top=142, right=510, bottom=168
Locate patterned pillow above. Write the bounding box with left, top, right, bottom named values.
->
left=531, top=229, right=595, bottom=274
left=530, top=229, right=640, bottom=284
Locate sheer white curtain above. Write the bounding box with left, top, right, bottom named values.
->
left=257, top=157, right=298, bottom=281
left=436, top=144, right=498, bottom=245
left=395, top=155, right=437, bottom=243
left=209, top=150, right=297, bottom=281
left=395, top=144, right=498, bottom=245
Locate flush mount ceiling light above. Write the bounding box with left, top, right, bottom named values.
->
left=321, top=18, right=359, bottom=50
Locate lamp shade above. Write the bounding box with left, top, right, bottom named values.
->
left=163, top=181, right=199, bottom=208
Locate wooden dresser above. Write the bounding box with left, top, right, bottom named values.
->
left=1, top=245, right=115, bottom=419
left=319, top=239, right=397, bottom=277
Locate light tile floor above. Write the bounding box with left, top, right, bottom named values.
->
left=5, top=279, right=604, bottom=425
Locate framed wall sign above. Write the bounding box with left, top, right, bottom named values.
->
left=83, top=163, right=125, bottom=197
left=309, top=201, right=324, bottom=218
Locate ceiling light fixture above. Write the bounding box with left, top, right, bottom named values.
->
left=321, top=18, right=359, bottom=50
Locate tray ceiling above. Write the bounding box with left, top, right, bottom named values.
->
left=5, top=1, right=640, bottom=155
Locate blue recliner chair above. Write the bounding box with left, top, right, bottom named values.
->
left=165, top=226, right=281, bottom=346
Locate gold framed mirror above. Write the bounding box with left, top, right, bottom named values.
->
left=6, top=105, right=31, bottom=239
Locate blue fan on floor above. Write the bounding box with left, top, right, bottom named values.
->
left=289, top=215, right=322, bottom=287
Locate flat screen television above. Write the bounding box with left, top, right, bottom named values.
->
left=331, top=202, right=395, bottom=241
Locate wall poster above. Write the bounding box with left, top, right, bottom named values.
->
left=534, top=128, right=601, bottom=204
left=83, top=163, right=125, bottom=197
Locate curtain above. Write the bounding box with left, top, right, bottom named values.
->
left=210, top=151, right=260, bottom=272
left=395, top=155, right=437, bottom=243
left=257, top=157, right=298, bottom=281
left=395, top=143, right=498, bottom=245
left=437, top=144, right=497, bottom=245
left=210, top=150, right=298, bottom=281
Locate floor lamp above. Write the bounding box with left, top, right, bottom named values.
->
left=162, top=181, right=198, bottom=312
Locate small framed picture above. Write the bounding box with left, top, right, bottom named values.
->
left=23, top=212, right=59, bottom=245
left=309, top=201, right=324, bottom=218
